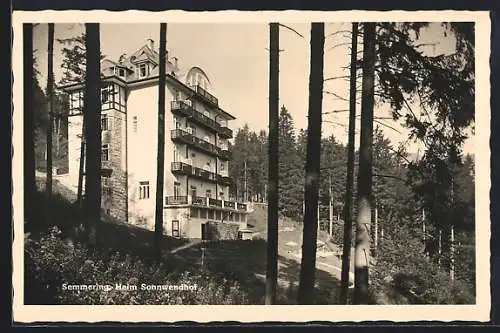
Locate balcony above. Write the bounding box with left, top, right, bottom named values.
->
left=224, top=200, right=236, bottom=209
left=171, top=101, right=219, bottom=132
left=191, top=85, right=218, bottom=107
left=192, top=196, right=208, bottom=206
left=171, top=161, right=192, bottom=175
left=209, top=198, right=223, bottom=208
left=217, top=174, right=233, bottom=186
left=171, top=161, right=218, bottom=183
left=237, top=203, right=247, bottom=211
left=164, top=195, right=247, bottom=212
left=171, top=129, right=219, bottom=156
left=171, top=100, right=194, bottom=118
left=218, top=126, right=233, bottom=139
left=165, top=196, right=188, bottom=205
left=217, top=147, right=232, bottom=160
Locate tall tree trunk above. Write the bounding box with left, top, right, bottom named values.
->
left=83, top=23, right=101, bottom=244
left=55, top=116, right=60, bottom=157
left=46, top=23, right=55, bottom=196
left=450, top=224, right=455, bottom=281
left=297, top=22, right=324, bottom=305
left=374, top=203, right=378, bottom=252
left=24, top=23, right=35, bottom=227
left=329, top=174, right=333, bottom=237
left=339, top=22, right=359, bottom=304
left=154, top=23, right=167, bottom=257
left=265, top=22, right=279, bottom=305
left=77, top=118, right=86, bottom=206
left=353, top=22, right=376, bottom=305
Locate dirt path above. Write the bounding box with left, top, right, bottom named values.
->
left=253, top=225, right=354, bottom=286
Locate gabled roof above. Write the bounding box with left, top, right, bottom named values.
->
left=128, top=44, right=159, bottom=65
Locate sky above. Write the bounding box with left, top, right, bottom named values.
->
left=33, top=22, right=474, bottom=156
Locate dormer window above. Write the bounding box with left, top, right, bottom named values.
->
left=139, top=63, right=149, bottom=78
left=115, top=67, right=126, bottom=78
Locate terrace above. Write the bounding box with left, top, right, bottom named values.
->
left=164, top=194, right=248, bottom=212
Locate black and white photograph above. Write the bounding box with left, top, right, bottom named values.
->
left=12, top=10, right=490, bottom=322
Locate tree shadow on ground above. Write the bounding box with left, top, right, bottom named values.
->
left=172, top=239, right=344, bottom=304
left=25, top=187, right=189, bottom=261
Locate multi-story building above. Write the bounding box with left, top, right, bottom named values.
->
left=61, top=39, right=250, bottom=239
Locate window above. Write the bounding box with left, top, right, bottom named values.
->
left=190, top=186, right=197, bottom=199
left=207, top=210, right=214, bottom=220
left=69, top=91, right=83, bottom=114
left=174, top=181, right=181, bottom=197
left=173, top=148, right=180, bottom=162
left=205, top=189, right=212, bottom=198
left=139, top=63, right=148, bottom=77
left=117, top=67, right=126, bottom=77
left=101, top=114, right=109, bottom=131
left=199, top=208, right=207, bottom=219
left=139, top=181, right=150, bottom=199
left=132, top=116, right=138, bottom=132
left=216, top=211, right=222, bottom=220
left=172, top=220, right=180, bottom=238
left=101, top=175, right=112, bottom=197
left=190, top=207, right=199, bottom=218
left=101, top=84, right=111, bottom=103
left=219, top=192, right=225, bottom=200
left=173, top=90, right=181, bottom=101
left=102, top=144, right=109, bottom=161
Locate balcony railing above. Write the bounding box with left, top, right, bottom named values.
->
left=165, top=196, right=188, bottom=205
left=217, top=174, right=233, bottom=186
left=192, top=196, right=208, bottom=206
left=209, top=198, right=223, bottom=208
left=217, top=147, right=232, bottom=160
left=171, top=100, right=194, bottom=118
left=171, top=161, right=219, bottom=183
left=191, top=85, right=218, bottom=107
left=165, top=195, right=248, bottom=212
left=171, top=161, right=193, bottom=175
left=171, top=101, right=219, bottom=132
left=224, top=201, right=236, bottom=209
left=218, top=126, right=233, bottom=139
left=171, top=129, right=219, bottom=156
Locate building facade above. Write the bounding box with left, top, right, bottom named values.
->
left=61, top=39, right=249, bottom=239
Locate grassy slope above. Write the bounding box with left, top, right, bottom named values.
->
left=27, top=179, right=343, bottom=304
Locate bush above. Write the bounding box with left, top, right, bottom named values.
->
left=370, top=226, right=475, bottom=304
left=25, top=226, right=250, bottom=305
left=207, top=222, right=239, bottom=240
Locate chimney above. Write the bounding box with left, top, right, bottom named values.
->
left=147, top=38, right=154, bottom=51
left=118, top=53, right=127, bottom=63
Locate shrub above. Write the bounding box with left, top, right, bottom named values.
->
left=370, top=226, right=475, bottom=304
left=25, top=226, right=250, bottom=305
left=207, top=222, right=239, bottom=240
